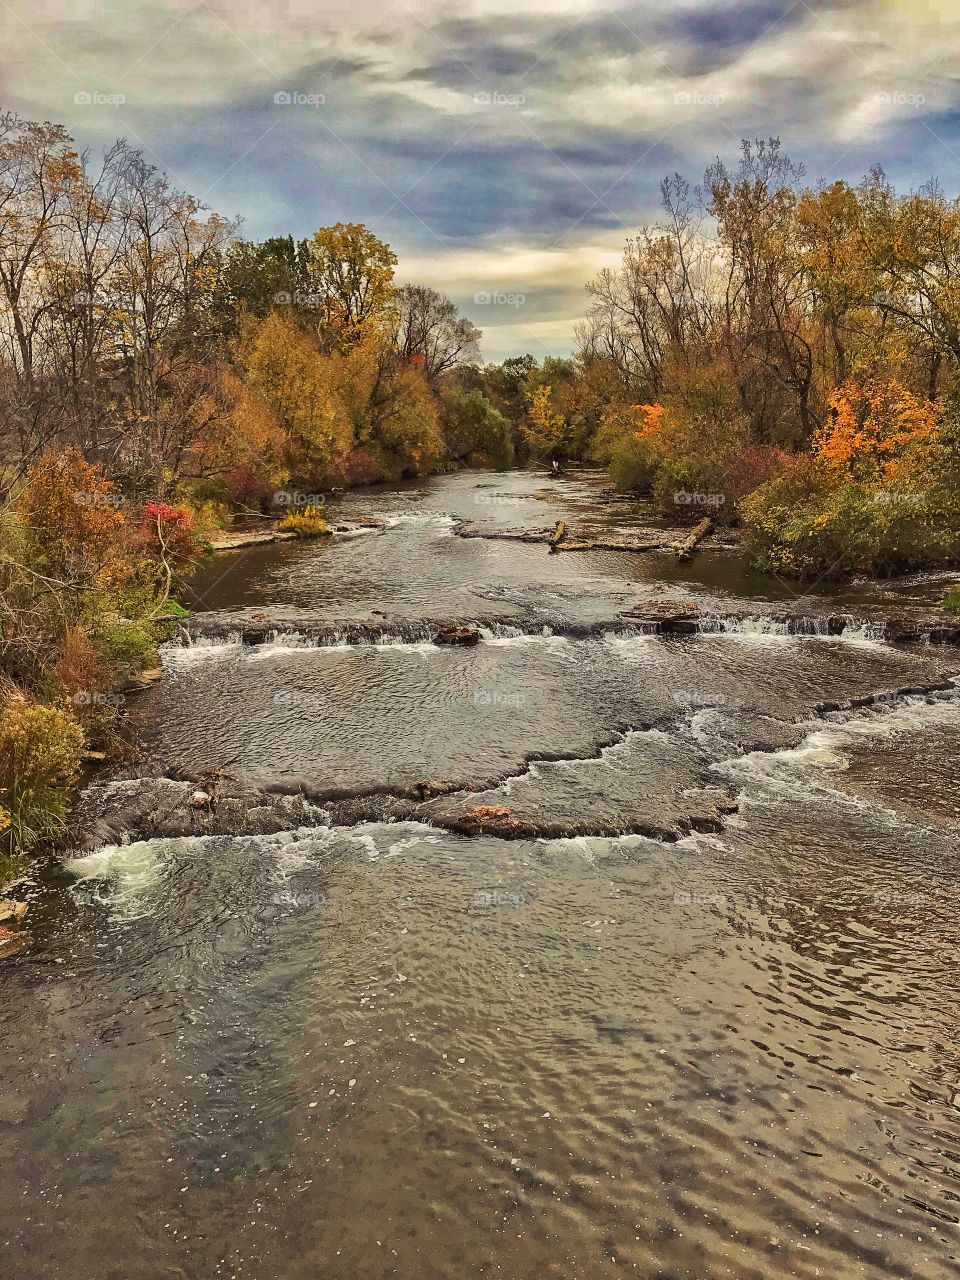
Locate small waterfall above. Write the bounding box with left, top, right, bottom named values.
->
left=694, top=613, right=886, bottom=640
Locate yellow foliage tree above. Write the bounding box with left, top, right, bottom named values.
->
left=239, top=310, right=353, bottom=481
left=306, top=223, right=397, bottom=341
left=522, top=384, right=570, bottom=460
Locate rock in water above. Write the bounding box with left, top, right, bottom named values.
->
left=0, top=900, right=27, bottom=925
left=0, top=925, right=30, bottom=959
left=620, top=601, right=700, bottom=633
left=433, top=626, right=482, bottom=647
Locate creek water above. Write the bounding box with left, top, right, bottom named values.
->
left=2, top=471, right=960, bottom=1279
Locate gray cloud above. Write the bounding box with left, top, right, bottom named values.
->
left=2, top=0, right=959, bottom=360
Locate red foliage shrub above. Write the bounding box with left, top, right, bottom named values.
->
left=225, top=464, right=276, bottom=507
left=139, top=501, right=201, bottom=571
left=724, top=445, right=793, bottom=506
left=343, top=448, right=382, bottom=486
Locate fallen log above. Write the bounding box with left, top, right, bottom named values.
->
left=548, top=520, right=567, bottom=553
left=674, top=517, right=713, bottom=562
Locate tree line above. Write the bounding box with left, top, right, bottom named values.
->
left=553, top=138, right=960, bottom=579
left=0, top=112, right=514, bottom=502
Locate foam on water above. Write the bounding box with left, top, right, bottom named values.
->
left=715, top=681, right=960, bottom=818
left=163, top=635, right=243, bottom=666
left=67, top=840, right=166, bottom=919
left=383, top=513, right=457, bottom=532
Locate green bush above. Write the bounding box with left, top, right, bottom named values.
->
left=607, top=442, right=658, bottom=493
left=94, top=618, right=158, bottom=678
left=441, top=390, right=514, bottom=469
left=742, top=460, right=960, bottom=579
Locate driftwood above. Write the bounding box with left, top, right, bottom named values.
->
left=674, top=518, right=712, bottom=562
left=548, top=520, right=567, bottom=553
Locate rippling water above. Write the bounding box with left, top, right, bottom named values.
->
left=2, top=472, right=959, bottom=1279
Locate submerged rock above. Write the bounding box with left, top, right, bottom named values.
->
left=620, top=601, right=701, bottom=633
left=449, top=805, right=537, bottom=839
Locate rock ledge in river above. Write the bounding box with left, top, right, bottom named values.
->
left=433, top=625, right=482, bottom=647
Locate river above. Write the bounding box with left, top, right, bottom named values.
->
left=2, top=470, right=959, bottom=1279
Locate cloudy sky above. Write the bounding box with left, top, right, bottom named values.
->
left=1, top=0, right=958, bottom=360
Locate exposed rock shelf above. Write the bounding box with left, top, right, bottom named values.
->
left=72, top=676, right=959, bottom=849
left=452, top=517, right=713, bottom=554
left=209, top=516, right=386, bottom=552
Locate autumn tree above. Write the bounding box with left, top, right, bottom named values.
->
left=393, top=284, right=480, bottom=381
left=238, top=309, right=352, bottom=483
left=859, top=172, right=960, bottom=399
left=522, top=384, right=572, bottom=463
left=325, top=327, right=443, bottom=480
left=814, top=379, right=941, bottom=484
left=305, top=223, right=397, bottom=341
left=582, top=173, right=717, bottom=400
left=0, top=115, right=84, bottom=386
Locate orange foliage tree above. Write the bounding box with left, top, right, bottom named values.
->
left=814, top=380, right=941, bottom=484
